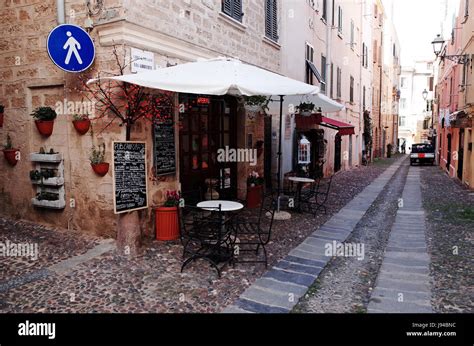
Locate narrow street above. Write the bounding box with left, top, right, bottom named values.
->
left=294, top=157, right=410, bottom=313
left=1, top=156, right=472, bottom=314
left=293, top=157, right=473, bottom=313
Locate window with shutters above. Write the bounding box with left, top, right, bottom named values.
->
left=330, top=62, right=334, bottom=98
left=373, top=40, right=377, bottom=62
left=362, top=42, right=368, bottom=68
left=336, top=66, right=342, bottom=98
left=350, top=20, right=354, bottom=48
left=350, top=75, right=354, bottom=103
left=332, top=0, right=335, bottom=26
left=321, top=55, right=327, bottom=94
left=265, top=0, right=278, bottom=42
left=322, top=0, right=327, bottom=21
left=305, top=42, right=314, bottom=84
left=338, top=6, right=343, bottom=34
left=363, top=86, right=366, bottom=111
left=222, top=0, right=243, bottom=22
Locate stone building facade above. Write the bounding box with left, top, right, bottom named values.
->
left=0, top=0, right=281, bottom=236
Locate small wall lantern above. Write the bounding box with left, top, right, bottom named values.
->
left=298, top=135, right=311, bottom=164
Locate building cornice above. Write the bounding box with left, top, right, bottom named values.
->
left=95, top=20, right=216, bottom=62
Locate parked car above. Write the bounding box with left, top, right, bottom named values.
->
left=410, top=143, right=435, bottom=166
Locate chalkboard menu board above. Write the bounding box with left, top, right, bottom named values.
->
left=153, top=118, right=176, bottom=176
left=112, top=141, right=148, bottom=214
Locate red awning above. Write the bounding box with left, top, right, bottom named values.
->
left=318, top=116, right=355, bottom=136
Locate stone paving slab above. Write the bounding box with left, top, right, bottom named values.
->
left=275, top=260, right=323, bottom=276
left=223, top=157, right=405, bottom=313
left=368, top=167, right=433, bottom=313
left=371, top=287, right=432, bottom=303
left=252, top=277, right=309, bottom=296
left=240, top=286, right=298, bottom=310
left=48, top=239, right=115, bottom=275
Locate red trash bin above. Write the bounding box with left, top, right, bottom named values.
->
left=155, top=206, right=179, bottom=241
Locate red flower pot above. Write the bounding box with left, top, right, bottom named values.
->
left=155, top=206, right=179, bottom=241
left=3, top=149, right=19, bottom=166
left=0, top=112, right=4, bottom=127
left=35, top=120, right=54, bottom=137
left=246, top=184, right=263, bottom=208
left=91, top=162, right=109, bottom=176
left=72, top=119, right=91, bottom=135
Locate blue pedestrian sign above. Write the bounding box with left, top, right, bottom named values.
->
left=47, top=24, right=95, bottom=73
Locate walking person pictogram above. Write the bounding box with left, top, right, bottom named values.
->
left=63, top=31, right=83, bottom=65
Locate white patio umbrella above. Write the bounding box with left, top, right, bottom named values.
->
left=311, top=92, right=345, bottom=113
left=88, top=57, right=323, bottom=209
left=88, top=57, right=319, bottom=96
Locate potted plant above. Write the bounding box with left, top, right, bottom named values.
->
left=72, top=114, right=91, bottom=135
left=30, top=107, right=57, bottom=137
left=243, top=95, right=269, bottom=114
left=246, top=171, right=264, bottom=208
left=155, top=190, right=180, bottom=241
left=2, top=134, right=20, bottom=166
left=0, top=104, right=4, bottom=128
left=90, top=143, right=109, bottom=176
left=296, top=102, right=316, bottom=116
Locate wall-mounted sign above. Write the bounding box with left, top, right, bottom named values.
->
left=153, top=119, right=176, bottom=176
left=197, top=97, right=211, bottom=105
left=112, top=142, right=148, bottom=214
left=47, top=24, right=95, bottom=73
left=131, top=48, right=155, bottom=73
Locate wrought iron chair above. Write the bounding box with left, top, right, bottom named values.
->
left=179, top=204, right=236, bottom=278
left=232, top=192, right=277, bottom=268
left=180, top=188, right=203, bottom=207
left=299, top=175, right=333, bottom=216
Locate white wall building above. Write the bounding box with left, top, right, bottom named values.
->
left=398, top=61, right=435, bottom=151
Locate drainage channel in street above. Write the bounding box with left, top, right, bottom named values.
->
left=293, top=157, right=410, bottom=313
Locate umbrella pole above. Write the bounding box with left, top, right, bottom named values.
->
left=277, top=95, right=284, bottom=212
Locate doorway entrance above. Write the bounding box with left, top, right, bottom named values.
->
left=447, top=133, right=452, bottom=172
left=457, top=129, right=464, bottom=180
left=334, top=133, right=342, bottom=172
left=178, top=94, right=237, bottom=200
left=264, top=115, right=272, bottom=189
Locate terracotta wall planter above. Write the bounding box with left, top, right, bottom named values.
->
left=73, top=119, right=91, bottom=135
left=246, top=184, right=263, bottom=208
left=91, top=162, right=109, bottom=176
left=155, top=206, right=179, bottom=241
left=3, top=149, right=19, bottom=166
left=35, top=120, right=55, bottom=137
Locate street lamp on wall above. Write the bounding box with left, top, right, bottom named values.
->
left=422, top=89, right=428, bottom=101
left=431, top=34, right=469, bottom=64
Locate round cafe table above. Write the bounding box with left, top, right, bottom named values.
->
left=197, top=200, right=244, bottom=212
left=196, top=200, right=243, bottom=265
left=288, top=177, right=315, bottom=212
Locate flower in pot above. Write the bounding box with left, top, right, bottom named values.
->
left=296, top=102, right=316, bottom=116
left=90, top=143, right=109, bottom=176
left=2, top=133, right=20, bottom=167
left=246, top=171, right=264, bottom=208
left=0, top=104, right=4, bottom=128
left=72, top=114, right=91, bottom=135
left=243, top=95, right=269, bottom=115
left=30, top=106, right=57, bottom=137
left=155, top=190, right=181, bottom=241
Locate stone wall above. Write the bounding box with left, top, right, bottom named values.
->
left=0, top=0, right=279, bottom=236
